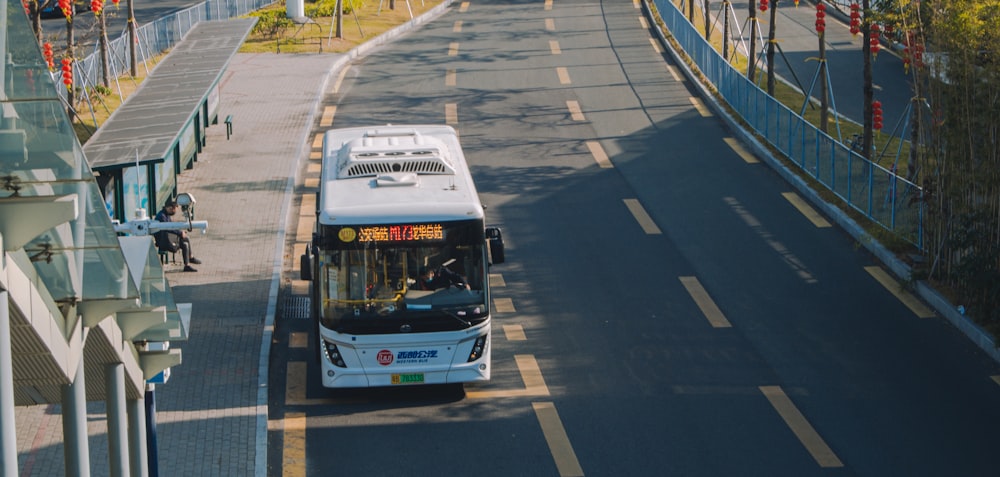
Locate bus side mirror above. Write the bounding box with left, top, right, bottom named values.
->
left=300, top=246, right=312, bottom=281
left=486, top=227, right=505, bottom=265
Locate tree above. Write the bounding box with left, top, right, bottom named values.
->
left=765, top=0, right=777, bottom=95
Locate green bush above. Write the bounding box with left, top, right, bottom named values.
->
left=249, top=9, right=294, bottom=38
left=305, top=0, right=361, bottom=17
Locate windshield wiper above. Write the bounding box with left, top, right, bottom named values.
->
left=439, top=309, right=471, bottom=328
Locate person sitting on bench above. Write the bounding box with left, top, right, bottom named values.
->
left=154, top=199, right=203, bottom=272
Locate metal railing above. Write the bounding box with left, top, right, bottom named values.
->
left=652, top=0, right=923, bottom=248
left=72, top=0, right=275, bottom=99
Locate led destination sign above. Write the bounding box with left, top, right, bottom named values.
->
left=339, top=223, right=444, bottom=243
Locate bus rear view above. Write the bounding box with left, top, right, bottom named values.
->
left=301, top=125, right=504, bottom=388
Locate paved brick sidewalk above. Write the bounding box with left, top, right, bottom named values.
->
left=15, top=52, right=341, bottom=476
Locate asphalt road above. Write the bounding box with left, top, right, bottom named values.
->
left=274, top=0, right=1000, bottom=475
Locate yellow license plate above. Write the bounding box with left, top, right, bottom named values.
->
left=391, top=373, right=424, bottom=385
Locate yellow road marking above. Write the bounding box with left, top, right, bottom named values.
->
left=290, top=332, right=308, bottom=349
left=330, top=66, right=349, bottom=94
left=666, top=64, right=682, bottom=82
left=544, top=0, right=552, bottom=10
left=285, top=362, right=314, bottom=405
left=689, top=96, right=712, bottom=117
left=446, top=69, right=456, bottom=86
left=549, top=40, right=562, bottom=55
left=300, top=190, right=316, bottom=215
left=296, top=216, right=314, bottom=243
left=284, top=362, right=367, bottom=406
left=306, top=162, right=321, bottom=174
left=556, top=66, right=571, bottom=85
left=283, top=412, right=307, bottom=477
left=320, top=105, right=336, bottom=127
left=623, top=199, right=662, bottom=234
left=864, top=266, right=935, bottom=318
left=448, top=42, right=460, bottom=56
left=494, top=297, right=516, bottom=313
left=585, top=140, right=612, bottom=169
left=781, top=192, right=832, bottom=228
left=648, top=37, right=662, bottom=54
left=291, top=244, right=309, bottom=295
left=490, top=273, right=506, bottom=287
left=468, top=354, right=550, bottom=398
left=638, top=16, right=648, bottom=28
left=545, top=18, right=555, bottom=30
left=679, top=276, right=732, bottom=328
left=445, top=103, right=458, bottom=125
left=312, top=133, right=324, bottom=150
left=309, top=150, right=322, bottom=160
left=723, top=136, right=759, bottom=164
left=504, top=324, right=527, bottom=341
left=533, top=402, right=585, bottom=477
left=304, top=177, right=319, bottom=189
left=566, top=100, right=585, bottom=121
left=459, top=1, right=469, bottom=12
left=760, top=386, right=844, bottom=468
left=633, top=0, right=640, bottom=7
left=453, top=20, right=463, bottom=32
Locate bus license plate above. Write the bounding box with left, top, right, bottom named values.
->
left=391, top=373, right=424, bottom=385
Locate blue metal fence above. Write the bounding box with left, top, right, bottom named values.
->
left=652, top=0, right=923, bottom=248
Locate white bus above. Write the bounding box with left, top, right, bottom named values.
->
left=301, top=125, right=505, bottom=388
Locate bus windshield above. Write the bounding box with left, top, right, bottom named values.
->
left=316, top=220, right=488, bottom=334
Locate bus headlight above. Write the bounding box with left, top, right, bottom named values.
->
left=323, top=341, right=347, bottom=368
left=466, top=334, right=488, bottom=362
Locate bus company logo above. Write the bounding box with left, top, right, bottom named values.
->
left=338, top=227, right=357, bottom=243
left=376, top=349, right=394, bottom=366
left=396, top=350, right=438, bottom=364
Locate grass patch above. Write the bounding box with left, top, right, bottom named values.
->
left=240, top=0, right=444, bottom=54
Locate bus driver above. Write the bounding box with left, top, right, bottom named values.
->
left=416, top=263, right=468, bottom=290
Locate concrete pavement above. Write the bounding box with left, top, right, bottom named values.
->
left=15, top=52, right=341, bottom=476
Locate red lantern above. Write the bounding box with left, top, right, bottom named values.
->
left=43, top=43, right=54, bottom=71
left=870, top=23, right=881, bottom=55
left=61, top=58, right=73, bottom=91
left=111, top=0, right=119, bottom=6
left=872, top=100, right=883, bottom=131
left=23, top=0, right=31, bottom=15
left=849, top=4, right=860, bottom=35
left=91, top=0, right=103, bottom=14
left=58, top=0, right=72, bottom=18
left=815, top=3, right=826, bottom=33
left=760, top=0, right=768, bottom=12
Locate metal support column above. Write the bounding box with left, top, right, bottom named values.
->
left=0, top=292, right=19, bottom=476
left=106, top=363, right=130, bottom=477
left=127, top=396, right=148, bottom=477
left=144, top=385, right=158, bottom=477
left=62, top=357, right=91, bottom=477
